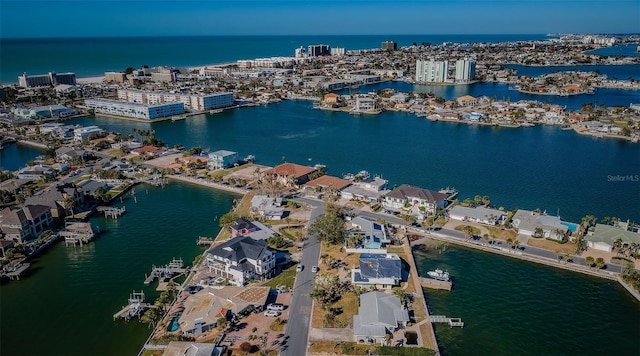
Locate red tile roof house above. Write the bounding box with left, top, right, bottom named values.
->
left=304, top=175, right=352, bottom=196
left=131, top=146, right=164, bottom=157
left=262, top=163, right=318, bottom=187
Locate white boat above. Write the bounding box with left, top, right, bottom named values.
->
left=427, top=268, right=450, bottom=281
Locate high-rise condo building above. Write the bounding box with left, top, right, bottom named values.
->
left=382, top=41, right=397, bottom=51
left=415, top=60, right=449, bottom=83
left=307, top=44, right=331, bottom=57
left=455, top=59, right=476, bottom=82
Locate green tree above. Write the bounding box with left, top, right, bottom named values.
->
left=595, top=257, right=605, bottom=269
left=585, top=256, right=595, bottom=268
left=308, top=204, right=346, bottom=245
left=462, top=225, right=475, bottom=239
left=218, top=212, right=238, bottom=230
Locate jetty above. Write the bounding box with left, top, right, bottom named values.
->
left=60, top=222, right=97, bottom=246
left=419, top=277, right=453, bottom=291
left=97, top=206, right=126, bottom=219
left=144, top=258, right=186, bottom=285
left=430, top=315, right=464, bottom=328
left=113, top=291, right=153, bottom=321
left=1, top=262, right=30, bottom=280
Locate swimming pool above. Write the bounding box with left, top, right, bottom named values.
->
left=561, top=222, right=578, bottom=233
left=167, top=315, right=180, bottom=332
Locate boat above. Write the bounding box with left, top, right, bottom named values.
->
left=427, top=268, right=450, bottom=281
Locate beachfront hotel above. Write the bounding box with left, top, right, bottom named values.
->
left=116, top=89, right=233, bottom=111
left=84, top=98, right=184, bottom=120
left=416, top=59, right=449, bottom=83
left=18, top=72, right=76, bottom=88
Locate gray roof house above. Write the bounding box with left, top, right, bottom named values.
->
left=383, top=184, right=448, bottom=216
left=206, top=235, right=275, bottom=286
left=0, top=204, right=53, bottom=243
left=251, top=195, right=285, bottom=220
left=449, top=206, right=506, bottom=225
left=349, top=216, right=391, bottom=249
left=511, top=209, right=567, bottom=239
left=351, top=253, right=403, bottom=288
left=353, top=291, right=410, bottom=345
left=585, top=224, right=640, bottom=252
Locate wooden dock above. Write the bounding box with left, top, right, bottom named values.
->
left=60, top=222, right=97, bottom=246
left=97, top=206, right=126, bottom=219
left=430, top=315, right=464, bottom=328
left=419, top=277, right=453, bottom=291
left=1, top=263, right=30, bottom=280
left=144, top=258, right=186, bottom=284
left=113, top=291, right=152, bottom=320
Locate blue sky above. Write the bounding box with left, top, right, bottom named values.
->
left=1, top=0, right=638, bottom=38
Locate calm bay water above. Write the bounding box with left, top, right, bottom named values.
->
left=65, top=99, right=640, bottom=223
left=415, top=244, right=640, bottom=355
left=0, top=142, right=43, bottom=171
left=0, top=182, right=238, bottom=355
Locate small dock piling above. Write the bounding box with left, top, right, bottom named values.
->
left=144, top=258, right=186, bottom=284
left=97, top=206, right=126, bottom=219
left=430, top=315, right=464, bottom=328
left=113, top=290, right=152, bottom=321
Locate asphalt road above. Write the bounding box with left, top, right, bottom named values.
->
left=281, top=201, right=323, bottom=356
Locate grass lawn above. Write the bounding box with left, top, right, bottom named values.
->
left=262, top=266, right=297, bottom=290
left=308, top=341, right=374, bottom=355
left=527, top=238, right=577, bottom=255
left=454, top=224, right=481, bottom=236
left=235, top=192, right=255, bottom=217
left=485, top=226, right=518, bottom=241
left=321, top=241, right=360, bottom=268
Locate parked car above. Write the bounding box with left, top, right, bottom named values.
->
left=296, top=264, right=303, bottom=272
left=311, top=265, right=318, bottom=273
left=264, top=310, right=281, bottom=317
left=267, top=303, right=285, bottom=311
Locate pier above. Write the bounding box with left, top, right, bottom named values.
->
left=113, top=291, right=153, bottom=321
left=430, top=315, right=464, bottom=328
left=60, top=222, right=97, bottom=246
left=144, top=258, right=186, bottom=285
left=419, top=277, right=453, bottom=291
left=97, top=206, right=126, bottom=219
left=1, top=263, right=30, bottom=280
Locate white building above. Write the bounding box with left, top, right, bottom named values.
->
left=511, top=209, right=567, bottom=239
left=355, top=97, right=375, bottom=112
left=116, top=89, right=233, bottom=111
left=449, top=206, right=505, bottom=225
left=455, top=59, right=476, bottom=82
left=85, top=98, right=184, bottom=120
left=416, top=59, right=449, bottom=83
left=207, top=150, right=238, bottom=170
left=73, top=125, right=104, bottom=142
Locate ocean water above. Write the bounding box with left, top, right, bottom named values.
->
left=0, top=34, right=549, bottom=84
left=64, top=99, right=640, bottom=223
left=0, top=142, right=43, bottom=171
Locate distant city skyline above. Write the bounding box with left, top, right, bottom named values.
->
left=1, top=0, right=639, bottom=38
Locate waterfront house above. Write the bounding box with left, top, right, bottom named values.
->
left=449, top=206, right=506, bottom=225
left=303, top=175, right=352, bottom=196
left=262, top=162, right=318, bottom=188
left=341, top=177, right=390, bottom=203
left=131, top=146, right=164, bottom=158
left=206, top=235, right=276, bottom=286
left=207, top=150, right=238, bottom=170
left=355, top=97, right=375, bottom=112
left=25, top=184, right=85, bottom=219
left=353, top=291, right=410, bottom=345
left=178, top=286, right=270, bottom=336
left=16, top=165, right=54, bottom=181
left=351, top=253, right=403, bottom=288
left=382, top=184, right=448, bottom=216
left=55, top=147, right=92, bottom=164
left=348, top=216, right=391, bottom=249
left=456, top=95, right=477, bottom=107
left=164, top=341, right=225, bottom=356
left=230, top=219, right=277, bottom=240
left=0, top=204, right=53, bottom=243
left=323, top=93, right=339, bottom=104
left=511, top=209, right=567, bottom=239
left=585, top=224, right=640, bottom=252
left=250, top=195, right=285, bottom=221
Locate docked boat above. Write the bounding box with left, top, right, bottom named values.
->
left=427, top=268, right=450, bottom=281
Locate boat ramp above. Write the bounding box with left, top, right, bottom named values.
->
left=144, top=258, right=186, bottom=285
left=113, top=291, right=153, bottom=321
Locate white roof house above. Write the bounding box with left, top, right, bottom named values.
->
left=449, top=206, right=505, bottom=225
left=585, top=224, right=640, bottom=252
left=353, top=291, right=410, bottom=345
left=511, top=209, right=567, bottom=239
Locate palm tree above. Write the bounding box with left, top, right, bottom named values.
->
left=595, top=257, right=605, bottom=269
left=513, top=239, right=520, bottom=250
left=554, top=228, right=566, bottom=241
left=613, top=238, right=623, bottom=255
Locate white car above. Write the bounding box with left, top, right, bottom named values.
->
left=296, top=264, right=303, bottom=272
left=311, top=265, right=318, bottom=273
left=267, top=303, right=285, bottom=311
left=264, top=310, right=281, bottom=317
